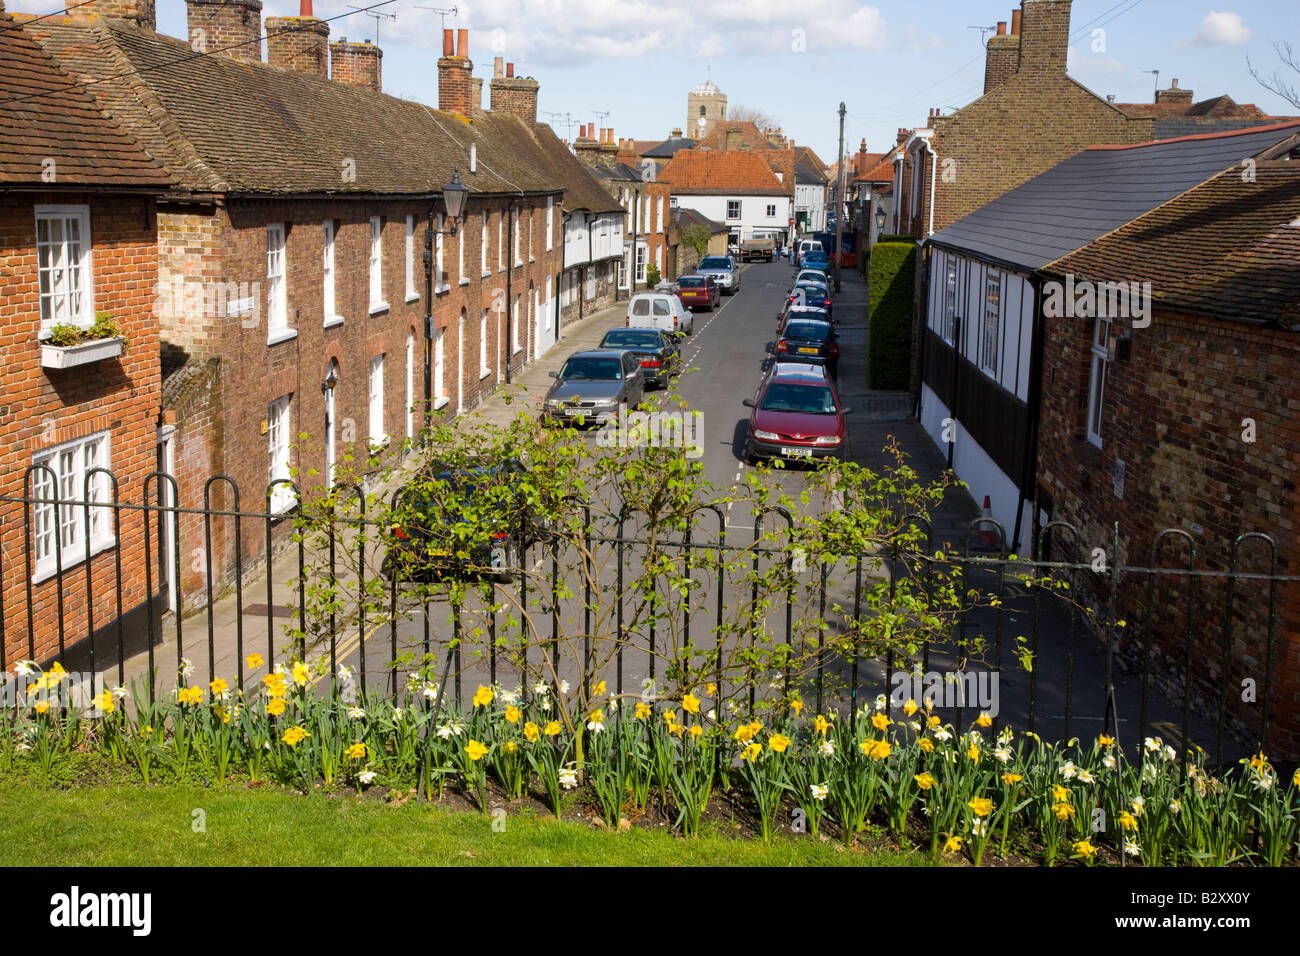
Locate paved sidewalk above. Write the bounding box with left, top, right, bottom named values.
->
left=118, top=297, right=633, bottom=694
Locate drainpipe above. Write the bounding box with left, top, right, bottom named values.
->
left=1013, top=275, right=1046, bottom=557
left=922, top=139, right=938, bottom=239
left=423, top=203, right=435, bottom=436
left=947, top=313, right=961, bottom=471
left=505, top=199, right=514, bottom=385
left=914, top=243, right=932, bottom=419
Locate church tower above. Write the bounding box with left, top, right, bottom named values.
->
left=686, top=76, right=727, bottom=140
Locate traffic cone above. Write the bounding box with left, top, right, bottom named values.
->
left=977, top=495, right=998, bottom=550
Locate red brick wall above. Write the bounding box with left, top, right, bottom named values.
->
left=489, top=76, right=539, bottom=126
left=265, top=16, right=329, bottom=77
left=185, top=0, right=263, bottom=62
left=0, top=193, right=161, bottom=663
left=1037, top=307, right=1300, bottom=757
left=330, top=40, right=381, bottom=91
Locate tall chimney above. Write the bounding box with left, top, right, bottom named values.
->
left=493, top=56, right=503, bottom=78
left=266, top=0, right=329, bottom=77
left=1155, top=77, right=1194, bottom=107
left=1011, top=8, right=1022, bottom=34
left=490, top=61, right=539, bottom=126
left=330, top=37, right=382, bottom=91
left=983, top=18, right=1021, bottom=93
left=573, top=125, right=601, bottom=165
left=437, top=27, right=473, bottom=116
left=471, top=76, right=484, bottom=112
left=187, top=0, right=262, bottom=63
left=1017, top=0, right=1070, bottom=75
left=82, top=0, right=156, bottom=30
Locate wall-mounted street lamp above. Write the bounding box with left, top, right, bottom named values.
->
left=321, top=364, right=339, bottom=394
left=423, top=168, right=473, bottom=433
left=434, top=168, right=471, bottom=236
left=874, top=205, right=887, bottom=233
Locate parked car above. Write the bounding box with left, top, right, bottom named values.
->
left=676, top=274, right=720, bottom=311
left=598, top=328, right=681, bottom=389
left=773, top=317, right=839, bottom=378
left=696, top=254, right=741, bottom=294
left=777, top=304, right=831, bottom=335
left=795, top=267, right=831, bottom=288
left=741, top=362, right=851, bottom=464
left=542, top=349, right=647, bottom=425
left=802, top=249, right=831, bottom=271
left=796, top=239, right=824, bottom=267
left=382, top=458, right=549, bottom=583
left=626, top=290, right=693, bottom=335
left=785, top=281, right=833, bottom=321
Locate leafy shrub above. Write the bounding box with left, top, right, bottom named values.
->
left=867, top=241, right=916, bottom=390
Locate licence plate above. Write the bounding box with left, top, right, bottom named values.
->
left=427, top=546, right=449, bottom=557
left=780, top=447, right=813, bottom=457
left=797, top=347, right=818, bottom=354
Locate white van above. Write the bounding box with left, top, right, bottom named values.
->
left=626, top=291, right=693, bottom=335
left=796, top=239, right=824, bottom=267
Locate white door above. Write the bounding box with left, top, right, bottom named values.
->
left=156, top=426, right=177, bottom=613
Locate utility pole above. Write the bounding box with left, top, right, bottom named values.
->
left=834, top=101, right=846, bottom=293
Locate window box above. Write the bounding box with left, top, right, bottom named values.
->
left=41, top=335, right=124, bottom=369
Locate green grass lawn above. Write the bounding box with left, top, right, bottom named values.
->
left=0, top=780, right=928, bottom=867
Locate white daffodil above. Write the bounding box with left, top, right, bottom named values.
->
left=347, top=706, right=366, bottom=720
left=1123, top=837, right=1141, bottom=858
left=559, top=767, right=578, bottom=790
left=1162, top=745, right=1177, bottom=763
left=421, top=683, right=438, bottom=702
left=539, top=698, right=552, bottom=712
left=934, top=727, right=953, bottom=743
left=587, top=719, right=605, bottom=734
left=1102, top=754, right=1117, bottom=770
left=337, top=665, right=354, bottom=682
left=1141, top=763, right=1159, bottom=784
left=1252, top=773, right=1275, bottom=792
left=994, top=746, right=1012, bottom=764
left=179, top=658, right=194, bottom=680
left=1169, top=799, right=1181, bottom=816
left=533, top=681, right=550, bottom=696
left=705, top=708, right=716, bottom=722
left=110, top=686, right=128, bottom=700
left=608, top=700, right=619, bottom=713
left=1144, top=736, right=1161, bottom=753
left=971, top=818, right=989, bottom=838
left=12, top=660, right=36, bottom=677
left=811, top=783, right=828, bottom=801
left=1130, top=795, right=1145, bottom=817
left=392, top=707, right=404, bottom=719
left=358, top=770, right=377, bottom=785
left=406, top=674, right=421, bottom=693
left=817, top=739, right=836, bottom=758
left=558, top=680, right=570, bottom=696
left=1077, top=769, right=1096, bottom=785
left=998, top=726, right=1015, bottom=745
left=499, top=687, right=519, bottom=706
left=874, top=694, right=887, bottom=712
left=1061, top=761, right=1078, bottom=780
left=910, top=721, right=922, bottom=732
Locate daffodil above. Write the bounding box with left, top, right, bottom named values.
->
left=690, top=724, right=703, bottom=738
left=543, top=720, right=562, bottom=736
left=266, top=698, right=286, bottom=717
left=1118, top=811, right=1136, bottom=831
left=1097, top=733, right=1113, bottom=747
left=282, top=726, right=309, bottom=747
left=813, top=714, right=829, bottom=736
left=769, top=733, right=791, bottom=753
left=210, top=677, right=229, bottom=697
left=358, top=770, right=377, bottom=785
left=918, top=737, right=934, bottom=753
left=346, top=742, right=367, bottom=760
left=466, top=739, right=489, bottom=761
left=1053, top=802, right=1075, bottom=821
left=246, top=653, right=264, bottom=671
left=915, top=772, right=936, bottom=791
left=741, top=742, right=762, bottom=761
left=968, top=796, right=994, bottom=817
left=871, top=712, right=891, bottom=731
left=177, top=685, right=204, bottom=705
left=1001, top=772, right=1022, bottom=785
left=592, top=680, right=607, bottom=697
left=524, top=722, right=541, bottom=742
left=94, top=690, right=115, bottom=715
left=860, top=738, right=891, bottom=760
left=790, top=698, right=804, bottom=716
left=292, top=661, right=310, bottom=687
left=903, top=698, right=919, bottom=717
left=811, top=783, right=828, bottom=801
left=634, top=702, right=652, bottom=720
left=942, top=835, right=962, bottom=854
left=559, top=767, right=578, bottom=789
left=683, top=692, right=700, bottom=715
left=1051, top=784, right=1069, bottom=803
left=1073, top=839, right=1096, bottom=860
left=505, top=704, right=521, bottom=724
left=975, top=713, right=992, bottom=728
left=817, top=738, right=835, bottom=758
left=472, top=685, right=494, bottom=708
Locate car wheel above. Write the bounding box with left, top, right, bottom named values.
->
left=743, top=438, right=758, bottom=466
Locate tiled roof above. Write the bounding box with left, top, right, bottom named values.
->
left=1049, top=162, right=1300, bottom=327
left=794, top=160, right=825, bottom=185
left=694, top=121, right=773, bottom=152
left=642, top=136, right=696, bottom=158
left=658, top=149, right=786, bottom=196
left=0, top=12, right=170, bottom=188
left=1117, top=95, right=1271, bottom=119
left=927, top=122, right=1300, bottom=270
left=528, top=124, right=624, bottom=214
left=794, top=144, right=828, bottom=174
left=27, top=19, right=564, bottom=198
left=671, top=206, right=725, bottom=233
left=856, top=154, right=897, bottom=183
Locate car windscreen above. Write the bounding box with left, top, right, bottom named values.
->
left=602, top=331, right=662, bottom=349
left=699, top=257, right=730, bottom=269
left=784, top=322, right=830, bottom=342
left=558, top=357, right=622, bottom=380
left=678, top=277, right=705, bottom=287
left=759, top=382, right=837, bottom=414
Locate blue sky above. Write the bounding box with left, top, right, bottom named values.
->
left=28, top=1, right=1300, bottom=164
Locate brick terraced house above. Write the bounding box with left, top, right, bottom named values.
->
left=20, top=2, right=565, bottom=612
left=0, top=1, right=172, bottom=664
left=658, top=149, right=792, bottom=252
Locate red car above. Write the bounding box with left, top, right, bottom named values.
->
left=742, top=362, right=852, bottom=464
left=676, top=274, right=720, bottom=311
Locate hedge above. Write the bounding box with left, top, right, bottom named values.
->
left=867, top=240, right=917, bottom=390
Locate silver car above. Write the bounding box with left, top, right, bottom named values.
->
left=542, top=349, right=646, bottom=425
left=695, top=254, right=741, bottom=295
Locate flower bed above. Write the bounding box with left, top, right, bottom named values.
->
left=4, top=658, right=1297, bottom=866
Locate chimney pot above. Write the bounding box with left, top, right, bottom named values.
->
left=1011, top=9, right=1021, bottom=34
left=1171, top=78, right=1179, bottom=88
left=300, top=0, right=312, bottom=14
left=494, top=56, right=503, bottom=77
left=456, top=28, right=467, bottom=58
left=443, top=29, right=453, bottom=56
left=506, top=62, right=514, bottom=77
left=996, top=20, right=1007, bottom=35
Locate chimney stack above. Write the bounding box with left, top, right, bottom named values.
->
left=437, top=27, right=473, bottom=116
left=983, top=13, right=1022, bottom=93
left=471, top=76, right=484, bottom=112
left=82, top=0, right=155, bottom=30
left=897, top=128, right=909, bottom=146
left=1017, top=0, right=1070, bottom=76
left=573, top=124, right=601, bottom=165
left=330, top=37, right=382, bottom=91
left=267, top=0, right=329, bottom=77
left=493, top=56, right=503, bottom=78
left=671, top=127, right=682, bottom=138
left=1011, top=8, right=1022, bottom=34
left=489, top=59, right=539, bottom=126
left=1155, top=77, right=1194, bottom=107
left=186, top=0, right=262, bottom=62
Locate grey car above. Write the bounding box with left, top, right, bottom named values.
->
left=542, top=349, right=646, bottom=425
left=695, top=254, right=741, bottom=295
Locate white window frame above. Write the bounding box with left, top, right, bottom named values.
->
left=369, top=217, right=388, bottom=314
left=458, top=216, right=467, bottom=285
left=405, top=330, right=414, bottom=441
left=546, top=197, right=554, bottom=251
left=35, top=204, right=94, bottom=336
left=512, top=294, right=521, bottom=354
left=727, top=200, right=741, bottom=221
left=544, top=276, right=552, bottom=329
left=433, top=329, right=448, bottom=408
left=323, top=220, right=341, bottom=327
left=980, top=271, right=1001, bottom=376
left=480, top=308, right=490, bottom=378
left=942, top=256, right=957, bottom=345
left=30, top=431, right=113, bottom=582
left=436, top=215, right=447, bottom=292
left=267, top=396, right=294, bottom=515
left=481, top=211, right=489, bottom=276
left=515, top=208, right=523, bottom=266
left=657, top=196, right=664, bottom=232
left=766, top=204, right=776, bottom=217
left=368, top=354, right=387, bottom=447
left=1087, top=317, right=1111, bottom=448
left=635, top=243, right=647, bottom=283
left=266, top=223, right=291, bottom=343
left=405, top=215, right=418, bottom=302
left=497, top=210, right=504, bottom=272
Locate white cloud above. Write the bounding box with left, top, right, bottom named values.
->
left=1188, top=10, right=1252, bottom=47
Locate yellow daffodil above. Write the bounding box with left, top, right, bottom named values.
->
left=706, top=683, right=717, bottom=695
left=734, top=721, right=761, bottom=744
left=34, top=701, right=50, bottom=715
left=210, top=677, right=229, bottom=697
left=1097, top=733, right=1114, bottom=747
left=928, top=714, right=941, bottom=728
left=813, top=715, right=829, bottom=737
left=690, top=724, right=703, bottom=738
left=1001, top=772, right=1022, bottom=785
left=177, top=685, right=204, bottom=705
left=1293, top=768, right=1300, bottom=789
left=975, top=713, right=993, bottom=728
left=664, top=709, right=678, bottom=726
left=1073, top=839, right=1096, bottom=859
left=871, top=712, right=891, bottom=731
left=860, top=738, right=891, bottom=760
left=918, top=737, right=934, bottom=753
left=472, top=685, right=493, bottom=708
left=505, top=740, right=518, bottom=754
left=592, top=680, right=606, bottom=696
left=282, top=726, right=309, bottom=747
left=769, top=733, right=792, bottom=753
left=245, top=653, right=264, bottom=671
left=966, top=743, right=980, bottom=761
left=291, top=662, right=310, bottom=687
left=214, top=706, right=231, bottom=724
left=915, top=772, right=936, bottom=791
left=1051, top=784, right=1070, bottom=803
left=790, top=698, right=804, bottom=716
left=683, top=692, right=700, bottom=715
left=466, top=739, right=489, bottom=761
left=942, top=835, right=962, bottom=854
left=1118, top=811, right=1137, bottom=831
left=504, top=704, right=521, bottom=724
left=266, top=698, right=286, bottom=717
left=543, top=720, right=561, bottom=736
left=634, top=702, right=652, bottom=720
left=345, top=742, right=367, bottom=760
left=903, top=699, right=918, bottom=717
left=741, top=742, right=762, bottom=761
left=1248, top=751, right=1269, bottom=773
left=95, top=690, right=115, bottom=714
left=968, top=797, right=994, bottom=817
left=1053, top=802, right=1076, bottom=821
left=523, top=722, right=540, bottom=742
